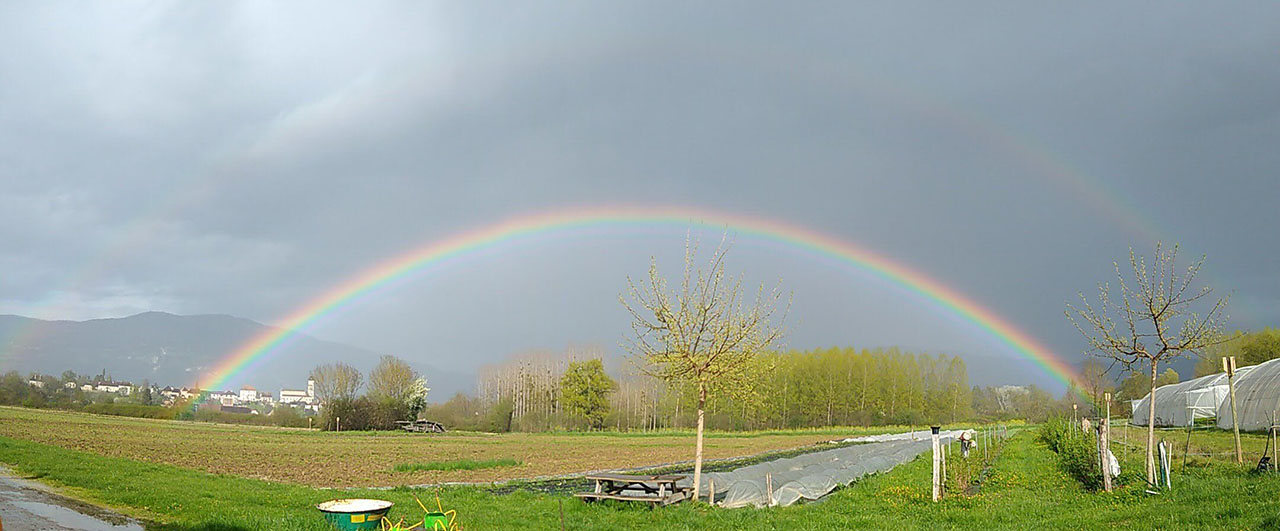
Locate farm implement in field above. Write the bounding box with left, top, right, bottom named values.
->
left=395, top=420, right=447, bottom=434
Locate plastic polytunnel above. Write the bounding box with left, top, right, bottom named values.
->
left=1130, top=372, right=1236, bottom=427
left=676, top=431, right=961, bottom=508
left=1216, top=357, right=1280, bottom=432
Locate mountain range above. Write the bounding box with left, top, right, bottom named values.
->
left=0, top=312, right=473, bottom=399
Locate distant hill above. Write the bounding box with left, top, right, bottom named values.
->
left=0, top=312, right=472, bottom=399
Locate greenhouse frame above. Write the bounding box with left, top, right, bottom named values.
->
left=1130, top=372, right=1233, bottom=427
left=1130, top=358, right=1280, bottom=432
left=1215, top=357, right=1280, bottom=431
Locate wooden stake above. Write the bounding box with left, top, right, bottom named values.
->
left=931, top=426, right=941, bottom=502
left=1102, top=392, right=1112, bottom=492
left=1269, top=413, right=1277, bottom=473
left=942, top=438, right=947, bottom=486
left=709, top=479, right=715, bottom=504
left=1225, top=356, right=1243, bottom=464
left=766, top=473, right=774, bottom=507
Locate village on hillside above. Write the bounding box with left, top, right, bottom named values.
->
left=17, top=370, right=320, bottom=416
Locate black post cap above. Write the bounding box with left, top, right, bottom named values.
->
left=931, top=426, right=940, bottom=434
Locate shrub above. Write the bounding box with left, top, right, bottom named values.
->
left=1036, top=417, right=1102, bottom=490
left=485, top=398, right=514, bottom=433
left=83, top=402, right=177, bottom=420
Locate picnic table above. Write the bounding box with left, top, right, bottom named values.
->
left=573, top=473, right=691, bottom=506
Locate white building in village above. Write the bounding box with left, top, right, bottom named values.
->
left=94, top=382, right=133, bottom=395
left=279, top=378, right=318, bottom=410
left=239, top=385, right=259, bottom=402
left=207, top=390, right=238, bottom=406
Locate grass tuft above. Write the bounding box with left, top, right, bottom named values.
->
left=393, top=458, right=521, bottom=473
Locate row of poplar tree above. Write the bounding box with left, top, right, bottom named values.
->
left=431, top=345, right=1072, bottom=432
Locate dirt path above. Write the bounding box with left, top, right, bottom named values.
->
left=0, top=468, right=142, bottom=531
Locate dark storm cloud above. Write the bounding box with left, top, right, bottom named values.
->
left=1, top=2, right=1277, bottom=388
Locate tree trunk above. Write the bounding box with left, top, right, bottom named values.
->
left=1146, top=359, right=1157, bottom=486
left=693, top=383, right=707, bottom=501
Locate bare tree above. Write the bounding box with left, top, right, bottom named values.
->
left=309, top=362, right=363, bottom=408
left=1079, top=358, right=1114, bottom=416
left=621, top=236, right=787, bottom=499
left=1066, top=243, right=1227, bottom=485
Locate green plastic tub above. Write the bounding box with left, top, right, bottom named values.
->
left=317, top=499, right=394, bottom=530
left=423, top=512, right=450, bottom=529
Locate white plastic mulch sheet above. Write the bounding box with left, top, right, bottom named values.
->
left=828, top=429, right=946, bottom=444
left=680, top=431, right=960, bottom=508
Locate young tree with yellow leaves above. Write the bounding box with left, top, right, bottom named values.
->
left=621, top=236, right=787, bottom=500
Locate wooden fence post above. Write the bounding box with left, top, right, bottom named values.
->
left=1123, top=421, right=1128, bottom=459
left=1102, top=392, right=1112, bottom=492
left=931, top=426, right=941, bottom=502
left=1224, top=356, right=1242, bottom=464
left=1272, top=414, right=1278, bottom=473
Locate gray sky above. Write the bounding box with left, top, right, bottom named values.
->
left=2, top=3, right=1277, bottom=390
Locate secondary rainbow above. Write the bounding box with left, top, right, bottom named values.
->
left=196, top=205, right=1082, bottom=393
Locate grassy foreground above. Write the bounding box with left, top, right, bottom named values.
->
left=3, top=426, right=1278, bottom=529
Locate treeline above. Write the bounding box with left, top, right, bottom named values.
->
left=430, top=346, right=1078, bottom=433
left=0, top=371, right=95, bottom=410
left=310, top=355, right=429, bottom=431
left=1195, top=328, right=1280, bottom=377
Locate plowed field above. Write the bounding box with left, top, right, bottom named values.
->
left=0, top=407, right=847, bottom=487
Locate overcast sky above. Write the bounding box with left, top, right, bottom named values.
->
left=1, top=3, right=1277, bottom=390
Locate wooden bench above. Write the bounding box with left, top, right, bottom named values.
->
left=574, top=473, right=691, bottom=506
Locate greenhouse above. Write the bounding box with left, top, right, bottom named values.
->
left=1216, top=357, right=1280, bottom=431
left=1130, top=372, right=1235, bottom=427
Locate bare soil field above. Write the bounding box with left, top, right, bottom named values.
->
left=0, top=407, right=847, bottom=487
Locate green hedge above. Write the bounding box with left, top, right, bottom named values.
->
left=82, top=402, right=178, bottom=420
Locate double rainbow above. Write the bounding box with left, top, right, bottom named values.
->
left=195, top=205, right=1081, bottom=393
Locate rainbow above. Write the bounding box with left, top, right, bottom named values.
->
left=195, top=205, right=1083, bottom=395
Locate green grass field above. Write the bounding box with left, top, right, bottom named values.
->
left=392, top=458, right=522, bottom=473
left=0, top=408, right=1277, bottom=529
